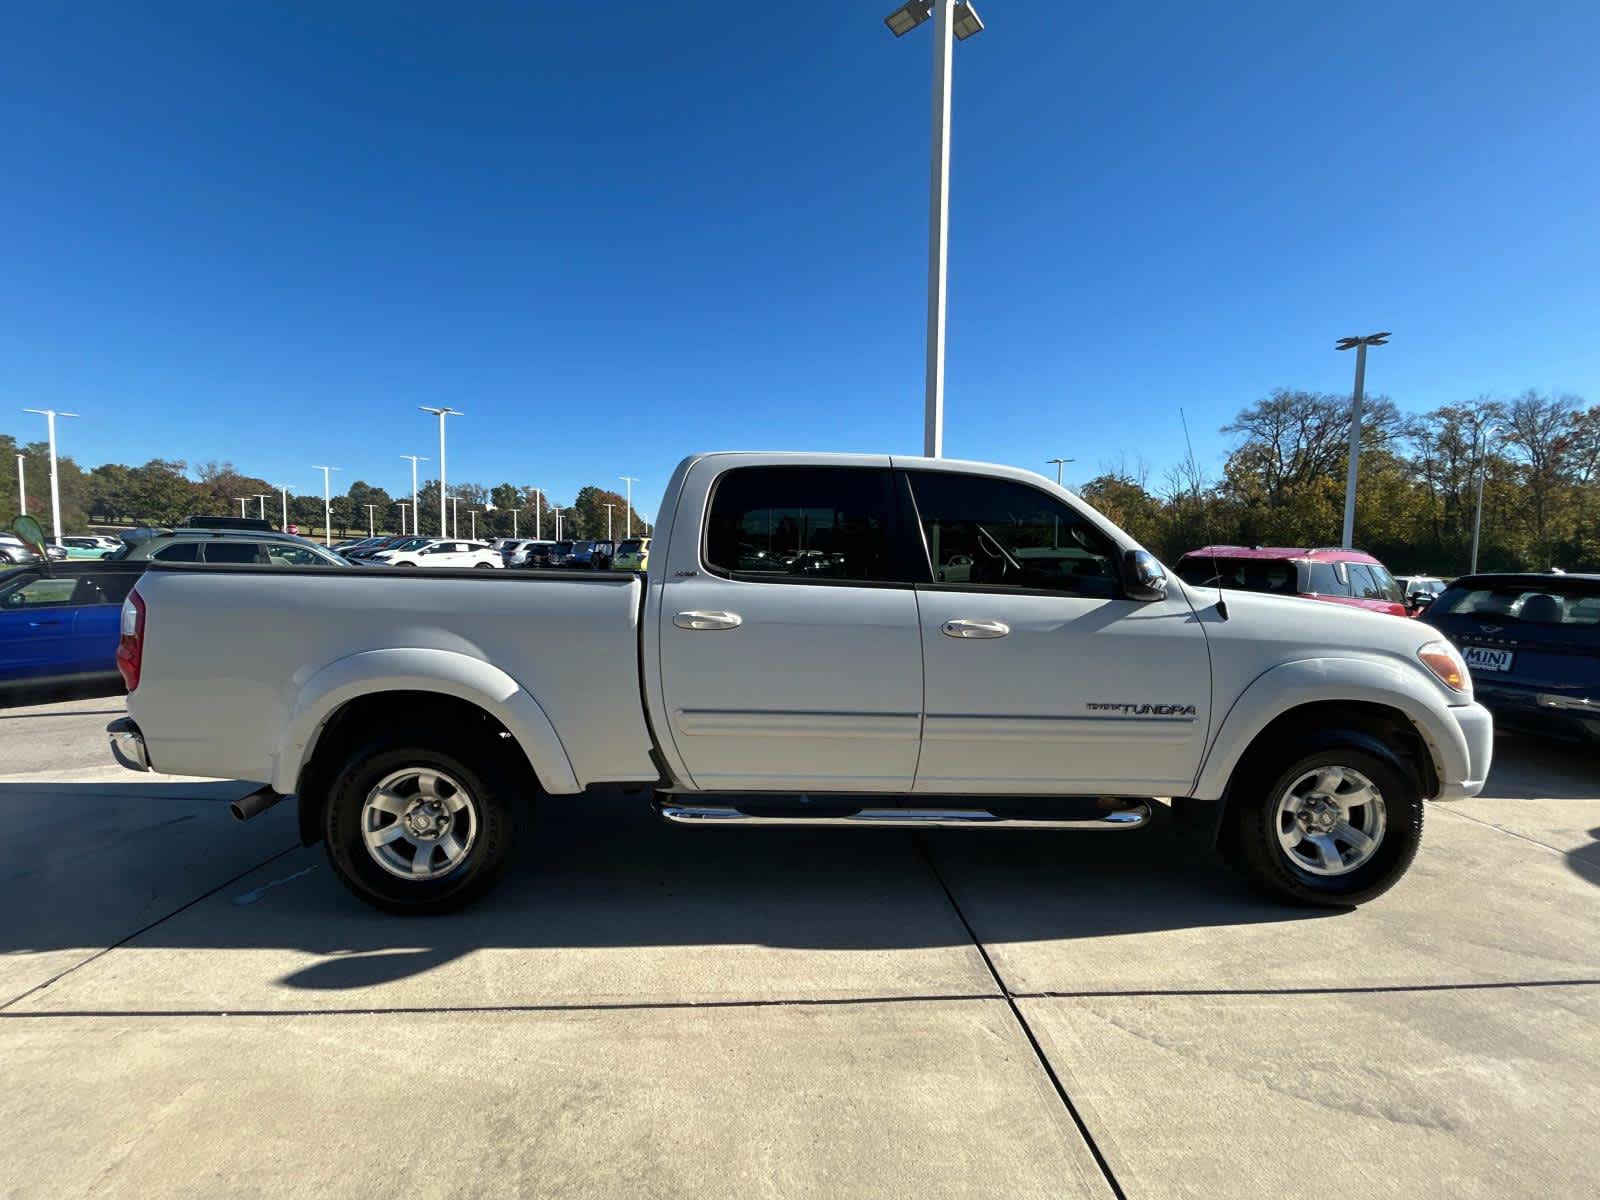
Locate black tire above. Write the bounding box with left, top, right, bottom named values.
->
left=322, top=732, right=519, bottom=914
left=474, top=562, right=493, bottom=569
left=397, top=561, right=417, bottom=567
left=1222, top=736, right=1422, bottom=907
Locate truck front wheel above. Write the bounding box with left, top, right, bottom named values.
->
left=322, top=734, right=517, bottom=913
left=1222, top=738, right=1423, bottom=906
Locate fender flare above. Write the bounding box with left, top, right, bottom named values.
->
left=1191, top=656, right=1467, bottom=802
left=270, top=647, right=581, bottom=797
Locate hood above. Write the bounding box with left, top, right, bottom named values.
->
left=1179, top=582, right=1438, bottom=659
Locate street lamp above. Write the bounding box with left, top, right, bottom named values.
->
left=15, top=453, right=25, bottom=514
left=1335, top=332, right=1390, bottom=548
left=311, top=465, right=340, bottom=546
left=232, top=496, right=250, bottom=518
left=604, top=502, right=616, bottom=540
left=398, top=501, right=409, bottom=535
left=399, top=455, right=428, bottom=535
left=619, top=476, right=639, bottom=537
left=275, top=484, right=295, bottom=531
left=449, top=495, right=460, bottom=538
left=364, top=503, right=377, bottom=537
left=253, top=494, right=270, bottom=521
left=469, top=509, right=480, bottom=539
left=1470, top=423, right=1502, bottom=575
left=884, top=0, right=984, bottom=459
left=418, top=407, right=462, bottom=537
left=530, top=488, right=544, bottom=540
left=20, top=408, right=79, bottom=545
left=552, top=506, right=563, bottom=541
left=1045, top=457, right=1075, bottom=486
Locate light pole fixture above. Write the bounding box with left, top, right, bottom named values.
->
left=399, top=455, right=428, bottom=535
left=1045, top=457, right=1075, bottom=486
left=364, top=503, right=377, bottom=537
left=253, top=494, right=270, bottom=520
left=276, top=484, right=295, bottom=531
left=530, top=488, right=544, bottom=540
left=552, top=506, right=563, bottom=542
left=1335, top=333, right=1389, bottom=548
left=619, top=476, right=640, bottom=537
left=884, top=0, right=984, bottom=459
left=398, top=501, right=409, bottom=535
left=15, top=453, right=26, bottom=514
left=232, top=496, right=250, bottom=518
left=21, top=408, right=79, bottom=545
left=418, top=407, right=462, bottom=537
left=604, top=502, right=616, bottom=540
left=311, top=465, right=340, bottom=546
left=1470, top=423, right=1502, bottom=575
left=448, top=495, right=460, bottom=539
left=469, top=509, right=480, bottom=539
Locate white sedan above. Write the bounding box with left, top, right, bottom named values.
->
left=378, top=539, right=504, bottom=568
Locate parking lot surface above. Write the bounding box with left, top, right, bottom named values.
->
left=4, top=691, right=1598, bottom=1198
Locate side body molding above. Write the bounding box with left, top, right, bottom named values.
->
left=1190, top=656, right=1466, bottom=801
left=270, top=647, right=581, bottom=796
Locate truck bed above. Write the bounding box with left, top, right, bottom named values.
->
left=129, top=563, right=658, bottom=790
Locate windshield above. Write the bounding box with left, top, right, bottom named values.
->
left=1434, top=583, right=1600, bottom=626
left=1177, top=556, right=1300, bottom=595
left=618, top=540, right=642, bottom=554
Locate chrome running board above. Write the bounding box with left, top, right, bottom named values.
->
left=654, top=800, right=1151, bottom=830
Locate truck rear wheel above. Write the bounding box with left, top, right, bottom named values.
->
left=1222, top=738, right=1423, bottom=906
left=322, top=733, right=517, bottom=913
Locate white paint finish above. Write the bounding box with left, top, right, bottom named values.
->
left=657, top=574, right=924, bottom=791
left=128, top=570, right=653, bottom=791
left=914, top=589, right=1211, bottom=794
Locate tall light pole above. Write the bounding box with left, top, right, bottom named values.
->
left=311, top=465, right=339, bottom=546
left=552, top=506, right=563, bottom=541
left=469, top=509, right=480, bottom=539
left=511, top=507, right=518, bottom=539
left=1045, top=457, right=1075, bottom=486
left=253, top=494, right=270, bottom=520
left=1335, top=332, right=1390, bottom=548
left=364, top=503, right=377, bottom=537
left=15, top=453, right=26, bottom=514
left=449, top=496, right=460, bottom=539
left=232, top=496, right=250, bottom=518
left=399, top=455, right=428, bottom=536
left=418, top=407, right=462, bottom=537
left=530, top=488, right=543, bottom=540
left=619, top=476, right=639, bottom=537
left=1470, top=423, right=1502, bottom=575
left=276, top=484, right=295, bottom=531
left=604, top=502, right=615, bottom=540
left=885, top=0, right=984, bottom=459
left=21, top=408, right=79, bottom=544
left=398, top=501, right=409, bottom=535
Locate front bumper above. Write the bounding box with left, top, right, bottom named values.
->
left=1433, top=701, right=1493, bottom=800
left=108, top=717, right=152, bottom=772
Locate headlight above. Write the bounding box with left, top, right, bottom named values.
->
left=1418, top=640, right=1471, bottom=695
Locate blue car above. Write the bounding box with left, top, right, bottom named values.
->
left=0, top=562, right=146, bottom=688
left=1420, top=572, right=1600, bottom=743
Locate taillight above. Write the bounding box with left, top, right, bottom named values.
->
left=117, top=589, right=146, bottom=691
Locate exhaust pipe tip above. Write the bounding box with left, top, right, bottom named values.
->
left=231, top=785, right=288, bottom=823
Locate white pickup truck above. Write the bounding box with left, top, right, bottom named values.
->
left=108, top=452, right=1493, bottom=912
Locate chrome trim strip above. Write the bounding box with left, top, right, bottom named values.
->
left=673, top=709, right=921, bottom=740
left=922, top=714, right=1195, bottom=743
left=655, top=801, right=1151, bottom=830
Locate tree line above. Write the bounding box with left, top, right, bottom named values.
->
left=1079, top=389, right=1599, bottom=575
left=0, top=438, right=652, bottom=543
left=6, top=386, right=1595, bottom=572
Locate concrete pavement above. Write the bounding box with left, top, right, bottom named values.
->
left=3, top=692, right=1598, bottom=1198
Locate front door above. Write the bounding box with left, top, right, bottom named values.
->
left=656, top=462, right=924, bottom=792
left=0, top=572, right=82, bottom=682
left=904, top=468, right=1212, bottom=797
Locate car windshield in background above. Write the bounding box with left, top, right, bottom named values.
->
left=1434, top=584, right=1600, bottom=626
left=1176, top=557, right=1299, bottom=595
left=617, top=540, right=642, bottom=554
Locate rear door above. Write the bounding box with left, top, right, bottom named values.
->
left=654, top=460, right=925, bottom=792
left=905, top=467, right=1212, bottom=797
left=65, top=571, right=142, bottom=673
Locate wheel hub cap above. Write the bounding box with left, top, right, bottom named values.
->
left=1274, top=765, right=1388, bottom=878
left=360, top=767, right=478, bottom=880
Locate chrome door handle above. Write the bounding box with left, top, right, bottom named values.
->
left=674, top=610, right=743, bottom=631
left=941, top=618, right=1009, bottom=639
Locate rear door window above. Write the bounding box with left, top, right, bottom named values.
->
left=151, top=541, right=201, bottom=562
left=1346, top=564, right=1383, bottom=600
left=1306, top=562, right=1344, bottom=595
left=705, top=466, right=896, bottom=582
left=203, top=542, right=264, bottom=565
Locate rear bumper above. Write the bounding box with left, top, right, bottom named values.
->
left=1433, top=701, right=1493, bottom=800
left=108, top=717, right=152, bottom=772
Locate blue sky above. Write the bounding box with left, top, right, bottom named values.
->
left=3, top=1, right=1597, bottom=514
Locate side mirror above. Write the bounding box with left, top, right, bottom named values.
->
left=1123, top=548, right=1168, bottom=602
left=1408, top=592, right=1434, bottom=612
